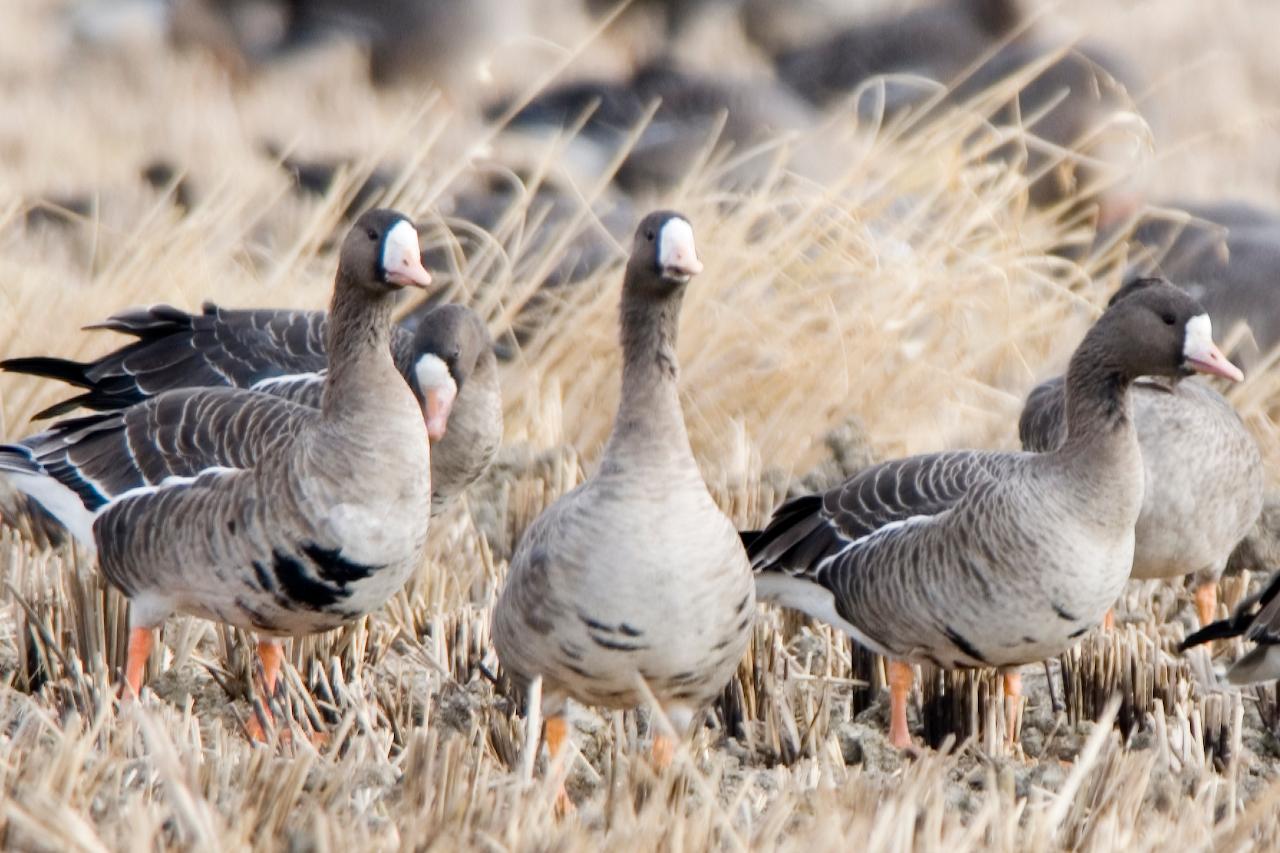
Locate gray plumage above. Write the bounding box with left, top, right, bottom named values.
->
left=0, top=208, right=435, bottom=638
left=495, top=56, right=815, bottom=194
left=1020, top=374, right=1261, bottom=591
left=2, top=302, right=500, bottom=517
left=1130, top=201, right=1280, bottom=369
left=749, top=279, right=1241, bottom=673
left=493, top=211, right=753, bottom=731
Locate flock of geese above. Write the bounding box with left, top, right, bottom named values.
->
left=0, top=205, right=1275, bottom=807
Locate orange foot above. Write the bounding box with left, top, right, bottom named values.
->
left=121, top=626, right=155, bottom=699
left=545, top=715, right=575, bottom=818
left=651, top=733, right=676, bottom=772
left=1194, top=583, right=1218, bottom=628
left=888, top=660, right=915, bottom=750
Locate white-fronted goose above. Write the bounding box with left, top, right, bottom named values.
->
left=1019, top=280, right=1263, bottom=627
left=493, top=212, right=754, bottom=803
left=0, top=208, right=436, bottom=736
left=2, top=303, right=499, bottom=517
left=1181, top=570, right=1280, bottom=683
left=746, top=279, right=1243, bottom=749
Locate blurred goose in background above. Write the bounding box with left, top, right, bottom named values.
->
left=1181, top=570, right=1280, bottom=683
left=1019, top=279, right=1263, bottom=628
left=748, top=0, right=1024, bottom=110
left=1127, top=201, right=1280, bottom=370
left=494, top=212, right=754, bottom=807
left=745, top=0, right=1138, bottom=216
left=583, top=0, right=737, bottom=41
left=744, top=278, right=1243, bottom=749
left=114, top=0, right=513, bottom=94
left=2, top=303, right=499, bottom=518
left=274, top=0, right=511, bottom=90
left=22, top=159, right=195, bottom=231
left=0, top=209, right=436, bottom=737
left=415, top=169, right=635, bottom=298
left=262, top=143, right=394, bottom=222
left=492, top=55, right=816, bottom=194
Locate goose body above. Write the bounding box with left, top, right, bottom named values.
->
left=495, top=57, right=815, bottom=193
left=0, top=209, right=437, bottom=719
left=2, top=302, right=500, bottom=516
left=494, top=212, right=753, bottom=794
left=747, top=278, right=1243, bottom=747
left=1020, top=373, right=1262, bottom=623
left=7, top=384, right=429, bottom=636
left=753, top=448, right=1140, bottom=671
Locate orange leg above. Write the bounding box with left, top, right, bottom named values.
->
left=887, top=660, right=914, bottom=749
left=545, top=714, right=574, bottom=815
left=1194, top=583, right=1218, bottom=628
left=1003, top=670, right=1023, bottom=746
left=1102, top=609, right=1115, bottom=631
left=652, top=733, right=676, bottom=771
left=124, top=627, right=155, bottom=698
left=246, top=639, right=284, bottom=743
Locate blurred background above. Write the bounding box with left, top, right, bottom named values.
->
left=3, top=0, right=1280, bottom=480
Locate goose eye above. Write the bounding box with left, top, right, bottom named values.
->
left=645, top=230, right=655, bottom=241
left=1161, top=313, right=1176, bottom=326
left=367, top=228, right=378, bottom=241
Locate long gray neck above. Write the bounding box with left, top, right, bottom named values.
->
left=321, top=272, right=399, bottom=419
left=1058, top=325, right=1135, bottom=456
left=600, top=275, right=693, bottom=468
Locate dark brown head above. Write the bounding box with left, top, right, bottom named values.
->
left=1090, top=277, right=1242, bottom=382
left=409, top=305, right=494, bottom=440
left=625, top=210, right=703, bottom=299
left=338, top=208, right=433, bottom=295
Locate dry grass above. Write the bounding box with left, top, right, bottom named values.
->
left=2, top=0, right=1280, bottom=849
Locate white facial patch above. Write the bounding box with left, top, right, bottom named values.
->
left=413, top=353, right=456, bottom=394
left=415, top=353, right=458, bottom=440
left=382, top=219, right=421, bottom=274
left=1182, top=313, right=1214, bottom=361
left=657, top=217, right=699, bottom=271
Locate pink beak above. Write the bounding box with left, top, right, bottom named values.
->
left=385, top=252, right=433, bottom=289
left=424, top=385, right=456, bottom=440
left=1186, top=342, right=1244, bottom=382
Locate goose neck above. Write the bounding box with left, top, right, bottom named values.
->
left=603, top=285, right=691, bottom=462
left=321, top=274, right=399, bottom=418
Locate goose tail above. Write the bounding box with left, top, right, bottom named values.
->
left=0, top=443, right=97, bottom=547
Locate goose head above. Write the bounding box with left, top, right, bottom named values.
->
left=626, top=210, right=703, bottom=298
left=1101, top=277, right=1243, bottom=383
left=340, top=208, right=433, bottom=294
left=409, top=305, right=494, bottom=441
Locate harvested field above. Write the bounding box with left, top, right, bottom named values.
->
left=1, top=0, right=1280, bottom=849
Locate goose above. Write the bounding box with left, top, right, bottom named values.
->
left=751, top=0, right=1024, bottom=109
left=2, top=302, right=500, bottom=517
left=744, top=278, right=1243, bottom=749
left=493, top=56, right=815, bottom=194
left=270, top=0, right=508, bottom=91
left=1181, top=569, right=1280, bottom=683
left=1019, top=279, right=1263, bottom=628
left=493, top=211, right=754, bottom=805
left=0, top=208, right=436, bottom=738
